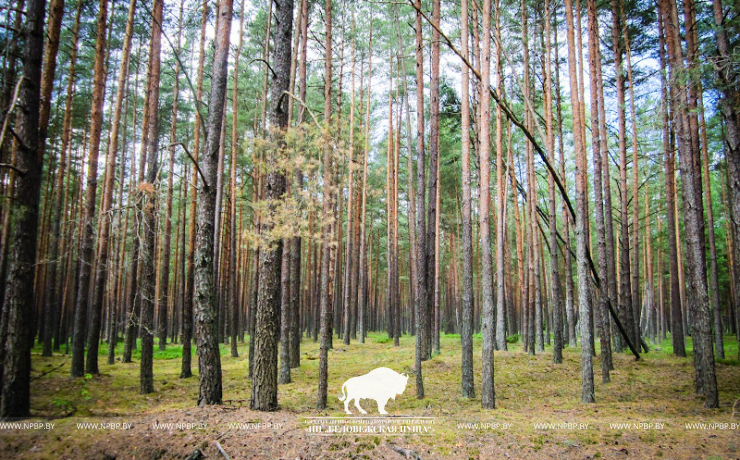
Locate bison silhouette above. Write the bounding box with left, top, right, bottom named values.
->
left=338, top=367, right=409, bottom=415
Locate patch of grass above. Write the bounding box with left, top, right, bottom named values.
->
left=19, top=329, right=740, bottom=460
left=373, top=335, right=392, bottom=344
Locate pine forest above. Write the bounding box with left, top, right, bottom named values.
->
left=0, top=0, right=739, bottom=457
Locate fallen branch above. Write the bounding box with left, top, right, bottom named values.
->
left=215, top=441, right=232, bottom=460
left=388, top=443, right=423, bottom=460
left=31, top=361, right=66, bottom=382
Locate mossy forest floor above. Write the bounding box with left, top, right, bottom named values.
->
left=1, top=332, right=739, bottom=459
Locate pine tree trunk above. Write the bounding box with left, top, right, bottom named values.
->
left=70, top=0, right=108, bottom=378
left=181, top=0, right=209, bottom=379
left=710, top=0, right=739, bottom=359
left=139, top=0, right=164, bottom=395
left=479, top=0, right=496, bottom=410
left=317, top=0, right=333, bottom=410
left=86, top=0, right=135, bottom=374
left=121, top=44, right=143, bottom=364
left=657, top=6, right=685, bottom=358
left=586, top=0, right=612, bottom=382
left=659, top=0, right=719, bottom=408
left=229, top=1, right=244, bottom=360
left=43, top=0, right=82, bottom=357
left=544, top=0, right=563, bottom=364
left=413, top=0, right=426, bottom=400
left=0, top=0, right=46, bottom=418
left=357, top=17, right=373, bottom=344
left=290, top=0, right=310, bottom=366
left=38, top=0, right=64, bottom=358
left=194, top=0, right=232, bottom=406
left=342, top=14, right=357, bottom=346
left=426, top=0, right=441, bottom=358
left=565, top=0, right=595, bottom=403
left=279, top=229, right=291, bottom=383
left=460, top=0, right=475, bottom=399
left=622, top=8, right=642, bottom=346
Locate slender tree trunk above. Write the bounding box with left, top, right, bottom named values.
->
left=586, top=0, right=612, bottom=382
left=479, top=0, right=496, bottom=410
left=86, top=0, right=136, bottom=374
left=38, top=0, right=65, bottom=358
left=290, top=0, right=310, bottom=367
left=43, top=0, right=82, bottom=357
left=393, top=83, right=401, bottom=346
left=621, top=5, right=642, bottom=347
left=565, top=0, right=595, bottom=403
left=195, top=0, right=232, bottom=406
left=122, top=44, right=144, bottom=365
left=139, top=0, right=164, bottom=395
left=316, top=0, right=333, bottom=411
left=413, top=0, right=426, bottom=400
left=425, top=0, right=441, bottom=358
left=612, top=0, right=635, bottom=350
left=460, top=0, right=475, bottom=399
left=659, top=0, right=718, bottom=408
left=554, top=23, right=576, bottom=346
left=342, top=12, right=357, bottom=346
left=229, top=1, right=244, bottom=360
left=386, top=61, right=395, bottom=342
left=544, top=0, right=563, bottom=364
left=358, top=16, right=373, bottom=344
left=181, top=0, right=209, bottom=379
left=158, top=0, right=183, bottom=352
left=657, top=5, right=685, bottom=358
left=70, top=0, right=108, bottom=378
left=279, top=229, right=291, bottom=384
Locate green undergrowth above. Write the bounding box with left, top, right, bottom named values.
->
left=24, top=331, right=740, bottom=455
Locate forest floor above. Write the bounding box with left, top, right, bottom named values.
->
left=1, top=332, right=739, bottom=460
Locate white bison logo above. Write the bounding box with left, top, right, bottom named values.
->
left=339, top=367, right=409, bottom=415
